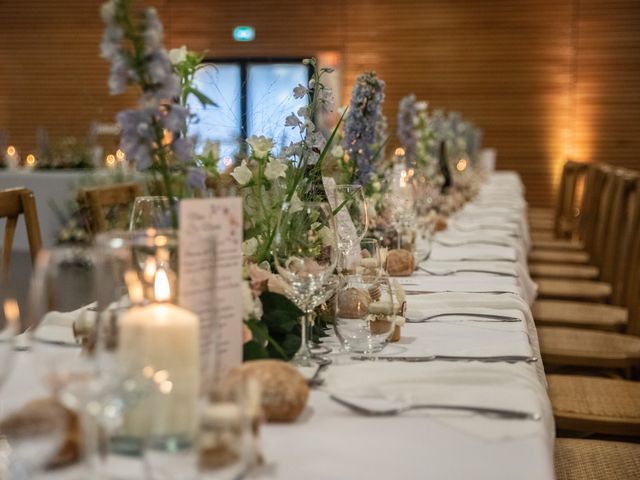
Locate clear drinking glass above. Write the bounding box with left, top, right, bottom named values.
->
left=384, top=168, right=416, bottom=249
left=357, top=238, right=382, bottom=279
left=22, top=247, right=104, bottom=477
left=273, top=201, right=337, bottom=366
left=325, top=185, right=369, bottom=273
left=334, top=274, right=397, bottom=354
left=129, top=196, right=171, bottom=230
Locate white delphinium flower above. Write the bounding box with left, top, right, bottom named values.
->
left=247, top=135, right=274, bottom=158
left=264, top=158, right=287, bottom=180
left=231, top=160, right=252, bottom=185
left=168, top=45, right=188, bottom=65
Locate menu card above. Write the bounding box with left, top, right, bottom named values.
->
left=178, top=198, right=243, bottom=383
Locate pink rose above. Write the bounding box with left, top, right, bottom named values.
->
left=247, top=263, right=287, bottom=296
left=242, top=323, right=253, bottom=344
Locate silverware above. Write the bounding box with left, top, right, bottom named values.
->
left=418, top=266, right=518, bottom=277
left=352, top=355, right=538, bottom=364
left=330, top=394, right=541, bottom=421
left=404, top=290, right=517, bottom=295
left=406, top=312, right=521, bottom=323
left=434, top=239, right=512, bottom=248
left=307, top=360, right=331, bottom=388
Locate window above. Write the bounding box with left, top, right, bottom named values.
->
left=187, top=59, right=310, bottom=169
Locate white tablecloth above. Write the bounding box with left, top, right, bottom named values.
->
left=1, top=171, right=553, bottom=480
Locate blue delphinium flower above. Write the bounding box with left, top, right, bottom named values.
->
left=397, top=94, right=417, bottom=164
left=343, top=71, right=386, bottom=185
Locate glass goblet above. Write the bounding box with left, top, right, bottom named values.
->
left=129, top=196, right=171, bottom=231
left=325, top=184, right=369, bottom=273
left=273, top=201, right=337, bottom=367
left=334, top=274, right=397, bottom=354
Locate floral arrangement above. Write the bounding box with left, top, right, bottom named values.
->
left=342, top=71, right=386, bottom=185
left=37, top=136, right=95, bottom=170
left=100, top=0, right=213, bottom=226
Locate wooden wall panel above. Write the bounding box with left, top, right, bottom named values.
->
left=0, top=0, right=639, bottom=207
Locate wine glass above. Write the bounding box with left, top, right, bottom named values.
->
left=273, top=201, right=337, bottom=366
left=384, top=168, right=416, bottom=248
left=16, top=247, right=103, bottom=477
left=334, top=274, right=397, bottom=354
left=129, top=196, right=171, bottom=230
left=357, top=238, right=382, bottom=279
left=325, top=185, right=369, bottom=273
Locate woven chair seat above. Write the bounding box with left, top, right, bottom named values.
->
left=531, top=238, right=584, bottom=251
left=533, top=300, right=627, bottom=331
left=539, top=327, right=640, bottom=368
left=529, top=217, right=554, bottom=230
left=548, top=375, right=640, bottom=436
left=532, top=230, right=555, bottom=242
left=528, top=207, right=553, bottom=217
left=529, top=263, right=599, bottom=280
left=555, top=438, right=640, bottom=480
left=529, top=250, right=590, bottom=264
left=536, top=279, right=611, bottom=302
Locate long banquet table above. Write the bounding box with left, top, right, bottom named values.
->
left=1, top=171, right=553, bottom=479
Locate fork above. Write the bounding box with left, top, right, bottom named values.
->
left=418, top=266, right=518, bottom=277
left=434, top=239, right=512, bottom=248
left=330, top=394, right=541, bottom=421
left=406, top=312, right=521, bottom=322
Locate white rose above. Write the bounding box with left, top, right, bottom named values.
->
left=231, top=160, right=253, bottom=185
left=242, top=238, right=258, bottom=257
left=264, top=159, right=287, bottom=180
left=289, top=192, right=303, bottom=214
left=331, top=145, right=344, bottom=158
left=247, top=135, right=274, bottom=158
left=168, top=45, right=188, bottom=65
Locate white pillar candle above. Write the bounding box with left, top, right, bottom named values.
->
left=119, top=270, right=200, bottom=438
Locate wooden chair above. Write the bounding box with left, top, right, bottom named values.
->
left=555, top=438, right=640, bottom=480
left=549, top=375, right=640, bottom=436
left=0, top=187, right=42, bottom=278
left=532, top=168, right=632, bottom=303
left=530, top=160, right=587, bottom=240
left=78, top=182, right=143, bottom=234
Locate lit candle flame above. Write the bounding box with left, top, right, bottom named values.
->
left=456, top=159, right=468, bottom=172
left=6, top=146, right=16, bottom=156
left=106, top=154, right=116, bottom=166
left=394, top=147, right=405, bottom=157
left=3, top=298, right=20, bottom=334
left=25, top=154, right=36, bottom=166
left=116, top=149, right=125, bottom=160
left=154, top=268, right=171, bottom=302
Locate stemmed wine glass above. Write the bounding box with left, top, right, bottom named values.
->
left=0, top=282, right=20, bottom=389
left=129, top=196, right=171, bottom=230
left=325, top=185, right=369, bottom=273
left=273, top=201, right=337, bottom=367
left=385, top=167, right=416, bottom=249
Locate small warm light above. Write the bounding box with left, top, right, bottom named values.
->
left=142, top=366, right=155, bottom=378
left=159, top=380, right=173, bottom=394
left=456, top=159, right=468, bottom=172
left=223, top=156, right=233, bottom=167
left=105, top=154, right=116, bottom=166
left=124, top=269, right=144, bottom=304
left=25, top=154, right=36, bottom=166
left=162, top=129, right=173, bottom=146
left=115, top=149, right=125, bottom=160
left=394, top=147, right=405, bottom=157
left=6, top=146, right=16, bottom=156
left=407, top=168, right=415, bottom=177
left=143, top=257, right=157, bottom=283
left=3, top=298, right=20, bottom=333
left=153, top=369, right=170, bottom=384
left=154, top=268, right=171, bottom=302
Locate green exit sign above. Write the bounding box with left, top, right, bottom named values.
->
left=233, top=26, right=255, bottom=42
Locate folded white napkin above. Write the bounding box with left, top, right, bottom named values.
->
left=326, top=362, right=553, bottom=442
left=395, top=276, right=521, bottom=296
left=429, top=244, right=518, bottom=262
left=401, top=292, right=544, bottom=384
left=30, top=304, right=96, bottom=346
left=416, top=261, right=537, bottom=305
left=381, top=321, right=533, bottom=358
